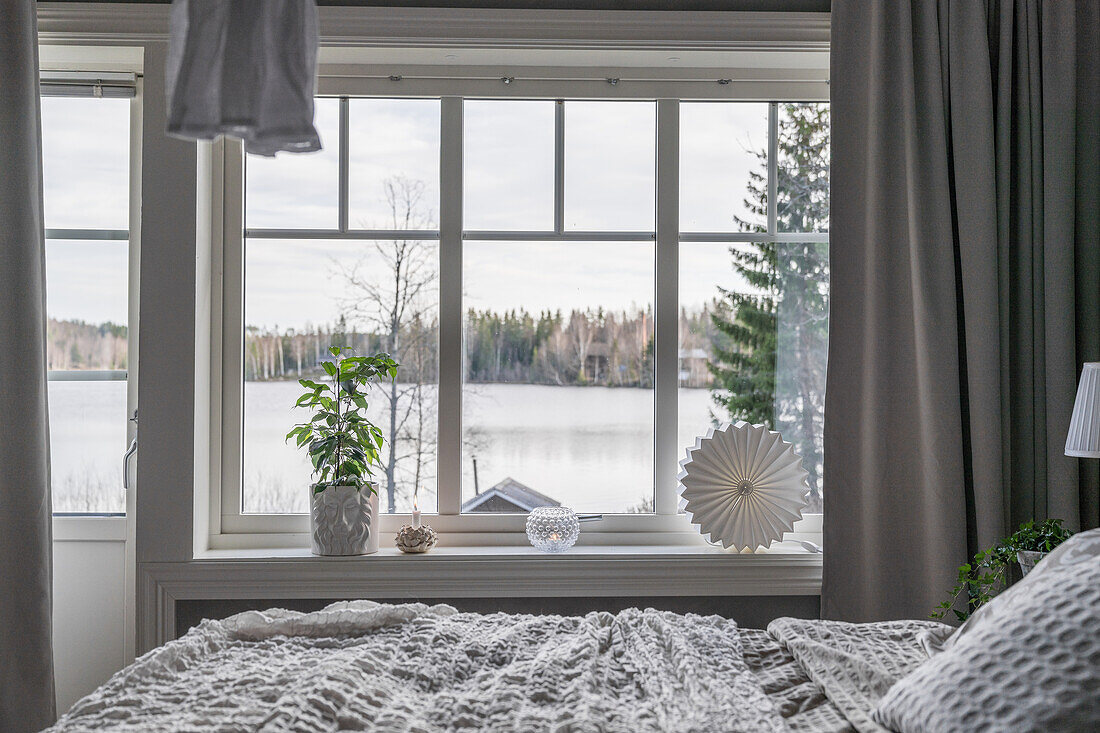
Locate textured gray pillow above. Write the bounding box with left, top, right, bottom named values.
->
left=873, top=528, right=1100, bottom=733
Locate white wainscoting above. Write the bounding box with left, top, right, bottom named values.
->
left=53, top=519, right=128, bottom=713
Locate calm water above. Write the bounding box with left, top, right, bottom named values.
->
left=48, top=380, right=128, bottom=513
left=244, top=381, right=716, bottom=514
left=46, top=380, right=716, bottom=515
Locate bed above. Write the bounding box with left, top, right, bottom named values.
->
left=47, top=528, right=1100, bottom=733
left=46, top=602, right=941, bottom=732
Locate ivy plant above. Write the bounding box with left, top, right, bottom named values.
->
left=286, top=347, right=399, bottom=494
left=932, top=518, right=1074, bottom=622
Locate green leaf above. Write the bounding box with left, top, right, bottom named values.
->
left=287, top=346, right=402, bottom=484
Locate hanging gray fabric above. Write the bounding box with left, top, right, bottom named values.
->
left=825, top=0, right=1100, bottom=622
left=0, top=1, right=57, bottom=730
left=166, top=0, right=321, bottom=156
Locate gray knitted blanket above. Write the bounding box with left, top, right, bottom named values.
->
left=50, top=601, right=790, bottom=732
left=767, top=617, right=951, bottom=733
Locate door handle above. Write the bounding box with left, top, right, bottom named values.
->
left=123, top=409, right=138, bottom=490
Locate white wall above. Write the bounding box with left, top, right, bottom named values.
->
left=52, top=529, right=127, bottom=714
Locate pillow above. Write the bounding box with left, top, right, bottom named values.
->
left=873, top=528, right=1100, bottom=733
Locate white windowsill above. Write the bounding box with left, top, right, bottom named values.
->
left=147, top=542, right=820, bottom=602
left=162, top=541, right=822, bottom=601
left=193, top=539, right=819, bottom=561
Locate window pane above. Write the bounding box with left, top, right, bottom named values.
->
left=49, top=380, right=127, bottom=514
left=679, top=102, right=768, bottom=233
left=42, top=95, right=132, bottom=517
left=777, top=102, right=830, bottom=233
left=462, top=241, right=654, bottom=514
left=349, top=98, right=440, bottom=230
left=41, top=97, right=130, bottom=231
left=564, top=101, right=655, bottom=231
left=679, top=241, right=827, bottom=512
left=243, top=239, right=439, bottom=514
left=45, top=240, right=129, bottom=371
left=245, top=98, right=339, bottom=230
left=463, top=100, right=555, bottom=231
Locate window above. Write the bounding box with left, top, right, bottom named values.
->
left=462, top=101, right=655, bottom=514
left=678, top=103, right=829, bottom=513
left=217, top=82, right=829, bottom=537
left=41, top=81, right=138, bottom=515
left=240, top=98, right=441, bottom=516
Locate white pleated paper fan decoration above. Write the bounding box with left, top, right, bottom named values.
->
left=678, top=421, right=810, bottom=552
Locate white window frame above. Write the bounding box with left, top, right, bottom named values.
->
left=38, top=44, right=144, bottom=664
left=40, top=64, right=143, bottom=522
left=209, top=66, right=828, bottom=547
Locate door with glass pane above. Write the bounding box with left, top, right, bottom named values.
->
left=41, top=89, right=137, bottom=516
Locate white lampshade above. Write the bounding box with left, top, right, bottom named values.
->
left=1066, top=362, right=1100, bottom=458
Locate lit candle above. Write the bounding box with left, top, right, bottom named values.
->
left=412, top=488, right=421, bottom=528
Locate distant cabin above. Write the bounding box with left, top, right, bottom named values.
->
left=461, top=477, right=560, bottom=513
left=678, top=347, right=710, bottom=387
left=584, top=342, right=611, bottom=382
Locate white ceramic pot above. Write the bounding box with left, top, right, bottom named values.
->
left=309, top=484, right=379, bottom=556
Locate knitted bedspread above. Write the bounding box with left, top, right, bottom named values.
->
left=49, top=601, right=791, bottom=732
left=766, top=617, right=951, bottom=733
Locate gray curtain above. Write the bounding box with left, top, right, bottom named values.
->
left=824, top=0, right=1100, bottom=622
left=0, top=0, right=57, bottom=729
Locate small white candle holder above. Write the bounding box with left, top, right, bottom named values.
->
left=395, top=522, right=437, bottom=553
left=525, top=508, right=601, bottom=552
left=396, top=489, right=437, bottom=553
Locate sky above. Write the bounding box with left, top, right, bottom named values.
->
left=41, top=97, right=131, bottom=325
left=43, top=96, right=774, bottom=329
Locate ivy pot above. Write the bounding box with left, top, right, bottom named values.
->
left=934, top=518, right=1073, bottom=622
left=1016, top=550, right=1044, bottom=576
left=310, top=483, right=379, bottom=556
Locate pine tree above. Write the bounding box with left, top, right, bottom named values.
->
left=708, top=104, right=830, bottom=508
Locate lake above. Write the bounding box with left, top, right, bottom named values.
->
left=46, top=379, right=716, bottom=514
left=243, top=381, right=717, bottom=514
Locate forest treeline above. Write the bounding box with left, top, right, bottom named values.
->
left=240, top=307, right=722, bottom=388
left=47, top=318, right=127, bottom=371
left=47, top=305, right=724, bottom=388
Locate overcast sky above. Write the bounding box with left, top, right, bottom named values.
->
left=43, top=96, right=770, bottom=329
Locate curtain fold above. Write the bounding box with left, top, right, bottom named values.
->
left=825, top=0, right=1100, bottom=622
left=0, top=1, right=57, bottom=729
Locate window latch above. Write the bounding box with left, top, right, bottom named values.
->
left=123, top=409, right=138, bottom=490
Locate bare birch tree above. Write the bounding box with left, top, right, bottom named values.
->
left=339, top=176, right=439, bottom=513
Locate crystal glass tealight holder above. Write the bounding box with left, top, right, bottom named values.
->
left=526, top=507, right=581, bottom=552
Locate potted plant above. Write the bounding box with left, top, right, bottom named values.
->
left=932, top=518, right=1074, bottom=621
left=286, top=346, right=398, bottom=556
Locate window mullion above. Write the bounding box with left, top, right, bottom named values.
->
left=654, top=99, right=679, bottom=516
left=221, top=140, right=246, bottom=519
left=436, top=97, right=464, bottom=515
left=44, top=229, right=129, bottom=241
left=338, top=96, right=350, bottom=233
left=47, top=370, right=128, bottom=382
left=768, top=101, right=778, bottom=236
left=554, top=99, right=565, bottom=235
